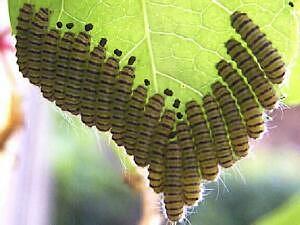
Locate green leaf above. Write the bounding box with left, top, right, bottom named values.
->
left=254, top=194, right=300, bottom=225
left=9, top=0, right=300, bottom=110
left=282, top=1, right=300, bottom=106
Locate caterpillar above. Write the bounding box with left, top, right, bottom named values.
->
left=231, top=11, right=286, bottom=84
left=203, top=94, right=234, bottom=168
left=40, top=28, right=60, bottom=102
left=95, top=49, right=122, bottom=131
left=212, top=81, right=249, bottom=158
left=163, top=140, right=184, bottom=223
left=176, top=121, right=202, bottom=206
left=80, top=38, right=107, bottom=127
left=65, top=30, right=91, bottom=115
left=185, top=101, right=219, bottom=181
left=15, top=3, right=34, bottom=79
left=134, top=94, right=165, bottom=167
left=27, top=8, right=50, bottom=86
left=148, top=109, right=176, bottom=193
left=123, top=85, right=148, bottom=156
left=216, top=60, right=265, bottom=139
left=55, top=31, right=75, bottom=110
left=226, top=39, right=278, bottom=110
left=14, top=3, right=289, bottom=224
left=111, top=56, right=136, bottom=146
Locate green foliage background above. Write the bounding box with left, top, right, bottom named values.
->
left=8, top=0, right=300, bottom=111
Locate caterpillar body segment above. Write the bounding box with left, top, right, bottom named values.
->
left=80, top=39, right=107, bottom=127
left=226, top=39, right=278, bottom=110
left=123, top=85, right=148, bottom=156
left=212, top=81, right=249, bottom=158
left=231, top=11, right=286, bottom=84
left=16, top=3, right=35, bottom=78
left=65, top=31, right=91, bottom=115
left=27, top=7, right=50, bottom=86
left=216, top=60, right=265, bottom=139
left=95, top=51, right=121, bottom=132
left=163, top=140, right=184, bottom=223
left=40, top=29, right=60, bottom=101
left=148, top=110, right=176, bottom=193
left=176, top=121, right=202, bottom=206
left=203, top=95, right=234, bottom=168
left=134, top=94, right=165, bottom=167
left=54, top=31, right=75, bottom=110
left=185, top=101, right=219, bottom=181
left=111, top=56, right=136, bottom=146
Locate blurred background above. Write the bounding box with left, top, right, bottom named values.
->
left=0, top=0, right=300, bottom=224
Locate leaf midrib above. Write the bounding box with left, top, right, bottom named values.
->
left=142, top=0, right=158, bottom=92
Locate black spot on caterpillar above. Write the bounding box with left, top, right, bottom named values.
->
left=203, top=94, right=234, bottom=168
left=66, top=22, right=74, bottom=29
left=176, top=112, right=183, bottom=119
left=164, top=88, right=173, bottom=96
left=289, top=1, right=294, bottom=7
left=185, top=101, right=219, bottom=181
left=134, top=94, right=165, bottom=167
left=216, top=60, right=265, bottom=139
left=56, top=21, right=62, bottom=28
left=173, top=99, right=181, bottom=109
left=148, top=110, right=176, bottom=193
left=212, top=81, right=249, bottom=158
left=176, top=121, right=202, bottom=206
left=85, top=23, right=93, bottom=32
left=226, top=39, right=278, bottom=110
left=231, top=11, right=286, bottom=84
left=144, top=79, right=150, bottom=86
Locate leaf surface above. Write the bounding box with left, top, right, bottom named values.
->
left=9, top=0, right=300, bottom=110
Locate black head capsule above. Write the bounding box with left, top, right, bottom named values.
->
left=56, top=21, right=63, bottom=29
left=128, top=56, right=136, bottom=65
left=176, top=112, right=183, bottom=119
left=100, top=38, right=107, bottom=47
left=66, top=22, right=74, bottom=29
left=144, top=79, right=150, bottom=86
left=164, top=88, right=173, bottom=96
left=85, top=23, right=93, bottom=31
left=114, top=49, right=122, bottom=57
left=289, top=1, right=294, bottom=7
left=173, top=99, right=181, bottom=108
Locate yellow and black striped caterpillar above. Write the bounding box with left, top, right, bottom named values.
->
left=148, top=109, right=176, bottom=193
left=231, top=11, right=286, bottom=84
left=14, top=3, right=287, bottom=224
left=216, top=60, right=265, bottom=139
left=28, top=7, right=50, bottom=86
left=211, top=81, right=249, bottom=158
left=226, top=39, right=278, bottom=110
left=16, top=3, right=34, bottom=79
left=80, top=38, right=107, bottom=127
